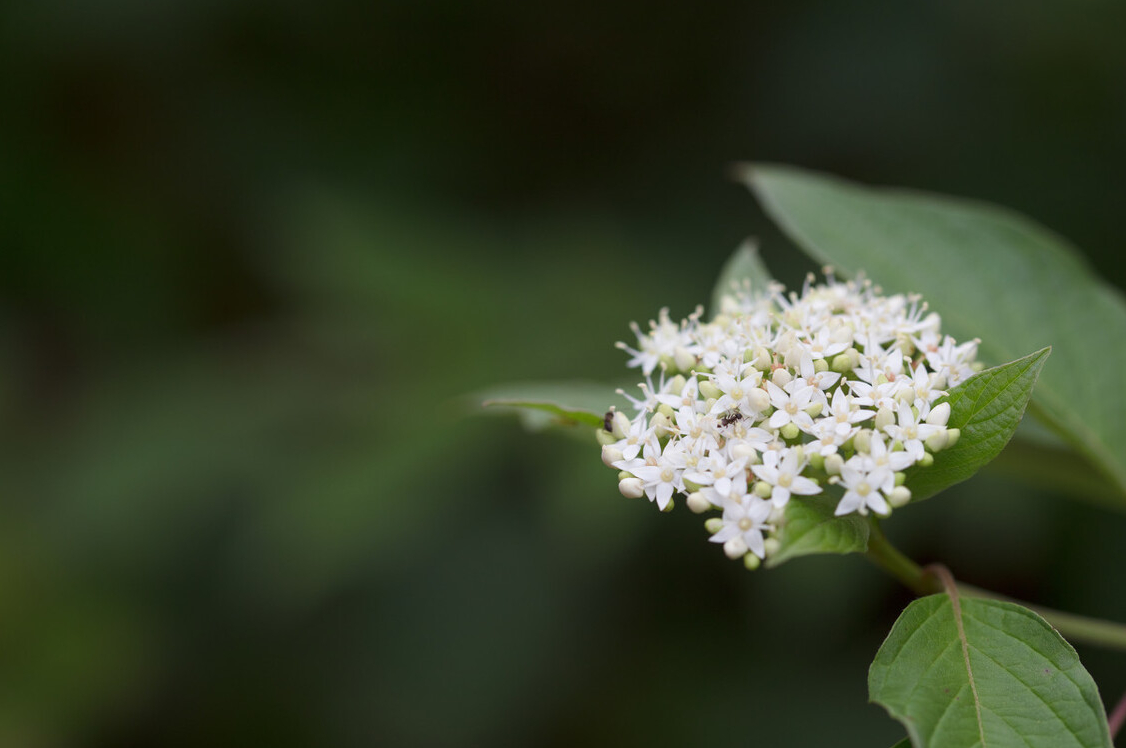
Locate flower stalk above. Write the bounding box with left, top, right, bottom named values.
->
left=865, top=519, right=1126, bottom=652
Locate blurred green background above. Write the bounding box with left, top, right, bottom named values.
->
left=3, top=1, right=1126, bottom=746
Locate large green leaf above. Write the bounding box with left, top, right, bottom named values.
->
left=743, top=164, right=1126, bottom=501
left=766, top=493, right=870, bottom=567
left=709, top=240, right=774, bottom=319
left=870, top=595, right=1112, bottom=748
left=905, top=348, right=1049, bottom=502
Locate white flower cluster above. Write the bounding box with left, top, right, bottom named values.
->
left=597, top=274, right=979, bottom=568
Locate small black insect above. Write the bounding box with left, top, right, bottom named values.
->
left=718, top=412, right=743, bottom=427
left=603, top=409, right=615, bottom=432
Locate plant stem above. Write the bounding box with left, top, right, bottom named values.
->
left=864, top=520, right=1126, bottom=652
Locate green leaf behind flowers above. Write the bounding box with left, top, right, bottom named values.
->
left=743, top=164, right=1126, bottom=502
left=709, top=240, right=774, bottom=319
left=478, top=381, right=625, bottom=431
left=904, top=347, right=1050, bottom=502
left=767, top=493, right=870, bottom=567
left=870, top=594, right=1112, bottom=748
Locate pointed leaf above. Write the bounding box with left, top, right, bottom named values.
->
left=709, top=240, right=774, bottom=319
left=766, top=493, right=870, bottom=567
left=905, top=348, right=1049, bottom=502
left=477, top=381, right=626, bottom=430
left=870, top=595, right=1112, bottom=748
left=743, top=164, right=1126, bottom=501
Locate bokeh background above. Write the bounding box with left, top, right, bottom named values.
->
left=3, top=2, right=1126, bottom=746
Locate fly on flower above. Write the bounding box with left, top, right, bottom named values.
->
left=597, top=272, right=973, bottom=568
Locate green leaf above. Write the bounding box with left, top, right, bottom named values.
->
left=888, top=740, right=912, bottom=748
left=709, top=240, right=774, bottom=319
left=870, top=595, right=1112, bottom=748
left=476, top=381, right=626, bottom=430
left=904, top=348, right=1049, bottom=502
left=766, top=493, right=870, bottom=567
left=742, top=164, right=1126, bottom=501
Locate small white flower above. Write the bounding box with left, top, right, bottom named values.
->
left=835, top=459, right=893, bottom=516
left=751, top=448, right=821, bottom=508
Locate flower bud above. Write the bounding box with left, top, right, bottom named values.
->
left=824, top=454, right=844, bottom=475
left=753, top=481, right=773, bottom=499
left=686, top=492, right=710, bottom=513
left=808, top=453, right=825, bottom=472
left=918, top=453, right=934, bottom=468
left=888, top=486, right=911, bottom=507
left=618, top=477, right=644, bottom=498
left=730, top=442, right=757, bottom=462
left=763, top=537, right=781, bottom=557
left=748, top=387, right=771, bottom=414
left=813, top=357, right=829, bottom=373
left=743, top=553, right=762, bottom=570
left=650, top=412, right=671, bottom=439
left=831, top=353, right=852, bottom=373
left=804, top=402, right=823, bottom=417
left=945, top=428, right=960, bottom=448
left=853, top=429, right=872, bottom=454
left=611, top=411, right=631, bottom=439
left=704, top=517, right=724, bottom=534
left=699, top=380, right=722, bottom=400
left=752, top=346, right=773, bottom=370
left=724, top=537, right=748, bottom=559
left=925, top=430, right=949, bottom=453
left=780, top=422, right=800, bottom=441
left=596, top=429, right=617, bottom=446
left=601, top=445, right=624, bottom=467
left=926, top=401, right=951, bottom=427
left=875, top=406, right=895, bottom=432
left=772, top=368, right=793, bottom=387
left=673, top=347, right=697, bottom=373
left=894, top=471, right=906, bottom=486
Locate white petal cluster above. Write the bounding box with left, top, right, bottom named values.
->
left=601, top=273, right=978, bottom=567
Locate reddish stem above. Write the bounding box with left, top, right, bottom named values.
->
left=1109, top=690, right=1126, bottom=739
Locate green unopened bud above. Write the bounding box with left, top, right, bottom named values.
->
left=896, top=333, right=916, bottom=357
left=617, top=471, right=634, bottom=481
left=650, top=412, right=671, bottom=439
left=704, top=517, right=724, bottom=534
left=683, top=478, right=703, bottom=493
left=875, top=406, right=895, bottom=432
left=824, top=454, right=844, bottom=475
left=772, top=368, right=793, bottom=387
left=657, top=404, right=675, bottom=420
left=847, top=347, right=861, bottom=369
left=673, top=347, right=697, bottom=373
left=889, top=486, right=911, bottom=507
left=763, top=537, right=781, bottom=557
left=780, top=422, right=800, bottom=441
left=661, top=498, right=675, bottom=513
left=699, top=380, right=722, bottom=400
left=918, top=452, right=934, bottom=468
left=876, top=373, right=889, bottom=386
left=853, top=429, right=872, bottom=454
left=686, top=491, right=710, bottom=513
left=894, top=471, right=906, bottom=486
left=753, top=481, right=773, bottom=498
left=596, top=429, right=617, bottom=446
left=743, top=553, right=762, bottom=571
left=945, top=428, right=960, bottom=448
left=667, top=374, right=687, bottom=395
left=752, top=346, right=773, bottom=370
left=831, top=353, right=852, bottom=373
left=813, top=357, right=829, bottom=373
left=808, top=453, right=825, bottom=472
left=804, top=402, right=823, bottom=417
left=658, top=354, right=676, bottom=371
